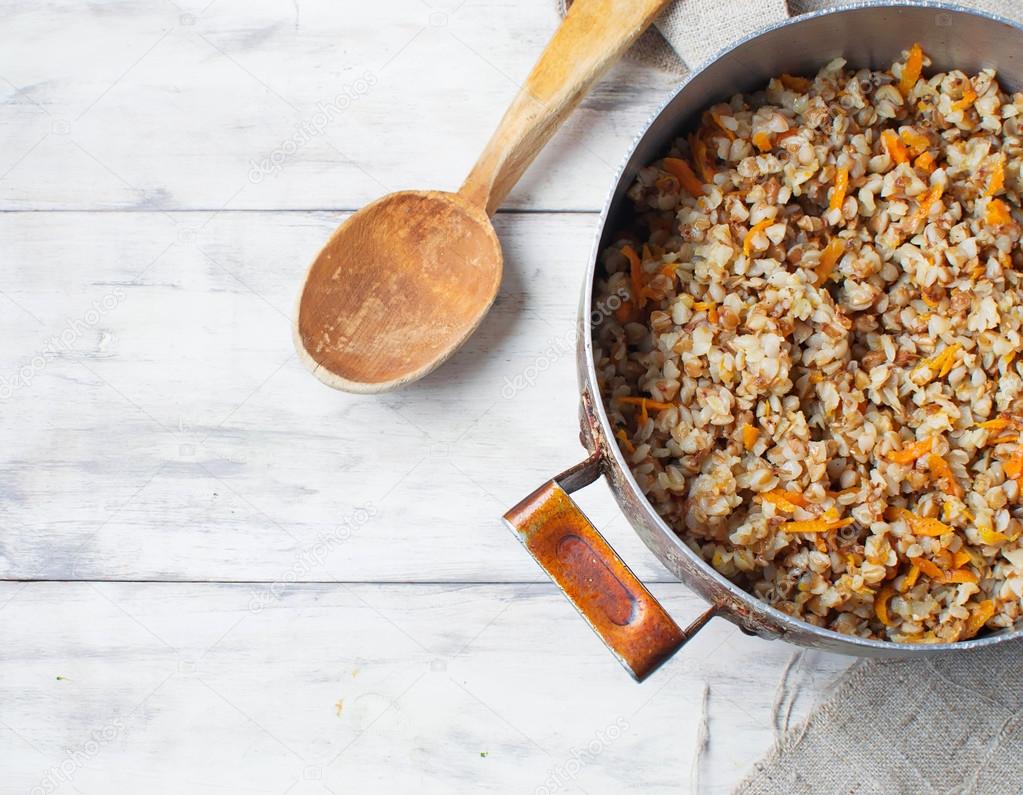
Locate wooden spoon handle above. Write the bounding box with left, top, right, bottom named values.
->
left=460, top=0, right=672, bottom=215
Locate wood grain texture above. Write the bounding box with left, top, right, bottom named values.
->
left=0, top=0, right=679, bottom=212
left=0, top=582, right=850, bottom=794
left=0, top=2, right=852, bottom=792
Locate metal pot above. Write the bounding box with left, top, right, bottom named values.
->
left=504, top=1, right=1023, bottom=681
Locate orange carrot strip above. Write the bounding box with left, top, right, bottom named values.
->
left=898, top=508, right=953, bottom=537
left=978, top=417, right=1011, bottom=431
left=900, top=563, right=921, bottom=593
left=829, top=166, right=850, bottom=212
left=882, top=129, right=909, bottom=164
left=614, top=299, right=633, bottom=323
left=663, top=157, right=705, bottom=197
left=927, top=453, right=964, bottom=498
left=688, top=132, right=713, bottom=183
left=978, top=527, right=1012, bottom=545
left=885, top=437, right=934, bottom=464
left=962, top=600, right=996, bottom=639
left=752, top=131, right=773, bottom=153
left=741, top=423, right=760, bottom=450
left=938, top=568, right=979, bottom=584
left=986, top=198, right=1012, bottom=226
left=779, top=74, right=812, bottom=92
left=1004, top=447, right=1023, bottom=480
left=622, top=245, right=645, bottom=309
left=987, top=156, right=1006, bottom=197
left=899, top=43, right=924, bottom=98
left=614, top=429, right=635, bottom=455
left=816, top=237, right=844, bottom=285
left=913, top=182, right=945, bottom=227
left=710, top=111, right=736, bottom=140
left=743, top=218, right=773, bottom=257
left=951, top=85, right=977, bottom=112
left=899, top=127, right=930, bottom=156
left=759, top=489, right=810, bottom=513
left=781, top=517, right=854, bottom=534
left=910, top=556, right=945, bottom=579
left=875, top=584, right=896, bottom=626
left=951, top=550, right=972, bottom=569
left=914, top=151, right=936, bottom=174
left=615, top=396, right=676, bottom=412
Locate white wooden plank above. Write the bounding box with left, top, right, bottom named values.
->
left=0, top=0, right=678, bottom=212
left=0, top=582, right=851, bottom=794
left=0, top=208, right=687, bottom=583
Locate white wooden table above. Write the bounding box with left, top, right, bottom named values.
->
left=0, top=1, right=852, bottom=792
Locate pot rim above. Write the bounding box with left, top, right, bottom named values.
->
left=578, top=0, right=1023, bottom=653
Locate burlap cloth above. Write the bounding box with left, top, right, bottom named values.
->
left=553, top=1, right=1023, bottom=792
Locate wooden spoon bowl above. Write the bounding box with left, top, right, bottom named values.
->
left=296, top=191, right=500, bottom=392
left=295, top=0, right=672, bottom=393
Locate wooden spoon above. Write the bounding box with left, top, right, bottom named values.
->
left=295, top=0, right=672, bottom=393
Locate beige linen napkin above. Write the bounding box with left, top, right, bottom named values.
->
left=555, top=0, right=1023, bottom=792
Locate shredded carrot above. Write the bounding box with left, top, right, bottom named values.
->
left=910, top=556, right=945, bottom=579
left=616, top=396, right=676, bottom=412
left=660, top=264, right=676, bottom=281
left=614, top=299, right=633, bottom=324
left=710, top=111, right=736, bottom=140
left=663, top=157, right=705, bottom=197
left=622, top=245, right=645, bottom=309
left=688, top=132, right=713, bottom=183
left=962, top=599, right=996, bottom=639
left=741, top=423, right=760, bottom=450
left=1004, top=447, right=1023, bottom=480
left=614, top=429, right=635, bottom=455
left=882, top=129, right=909, bottom=164
left=898, top=508, right=953, bottom=537
left=939, top=343, right=961, bottom=378
left=781, top=517, right=854, bottom=534
left=875, top=584, right=896, bottom=626
left=951, top=550, right=972, bottom=569
left=779, top=74, right=812, bottom=92
left=743, top=218, right=773, bottom=257
left=759, top=489, right=810, bottom=513
left=885, top=436, right=933, bottom=464
left=978, top=527, right=1011, bottom=545
left=829, top=166, right=850, bottom=212
left=900, top=563, right=921, bottom=593
left=914, top=151, right=936, bottom=174
left=951, top=84, right=977, bottom=112
left=708, top=304, right=719, bottom=324
left=913, top=181, right=945, bottom=227
left=987, top=156, right=1006, bottom=197
left=927, top=453, right=963, bottom=498
left=752, top=130, right=773, bottom=153
left=816, top=237, right=844, bottom=285
left=991, top=432, right=1020, bottom=446
left=986, top=198, right=1012, bottom=226
left=916, top=343, right=960, bottom=381
left=898, top=43, right=924, bottom=98
left=938, top=568, right=979, bottom=585
left=899, top=127, right=930, bottom=156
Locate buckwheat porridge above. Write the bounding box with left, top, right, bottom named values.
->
left=592, top=46, right=1023, bottom=642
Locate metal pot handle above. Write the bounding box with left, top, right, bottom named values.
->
left=503, top=453, right=716, bottom=681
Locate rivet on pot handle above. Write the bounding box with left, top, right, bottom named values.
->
left=504, top=453, right=716, bottom=681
